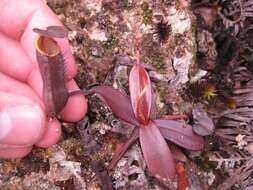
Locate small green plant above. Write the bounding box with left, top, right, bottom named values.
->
left=201, top=83, right=217, bottom=100
left=142, top=2, right=153, bottom=24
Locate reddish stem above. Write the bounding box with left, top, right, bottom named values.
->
left=134, top=33, right=142, bottom=65
left=176, top=162, right=189, bottom=190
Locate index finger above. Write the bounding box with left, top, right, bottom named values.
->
left=0, top=0, right=86, bottom=121
left=0, top=0, right=76, bottom=84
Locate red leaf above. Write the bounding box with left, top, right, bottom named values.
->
left=129, top=64, right=152, bottom=124
left=155, top=119, right=204, bottom=150
left=139, top=121, right=175, bottom=180
left=108, top=128, right=139, bottom=170
left=90, top=86, right=139, bottom=126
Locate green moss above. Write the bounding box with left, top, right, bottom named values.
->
left=142, top=2, right=153, bottom=25
left=75, top=63, right=87, bottom=87
left=191, top=20, right=198, bottom=35
left=75, top=146, right=86, bottom=156
left=101, top=35, right=118, bottom=49
left=90, top=143, right=113, bottom=161
left=174, top=33, right=184, bottom=46
left=167, top=33, right=184, bottom=52
left=150, top=53, right=166, bottom=71
left=95, top=71, right=107, bottom=83
left=155, top=81, right=168, bottom=101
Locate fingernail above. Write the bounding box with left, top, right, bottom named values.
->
left=0, top=105, right=44, bottom=145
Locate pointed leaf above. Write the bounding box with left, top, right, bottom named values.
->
left=155, top=119, right=204, bottom=150
left=129, top=64, right=152, bottom=124
left=108, top=128, right=139, bottom=170
left=139, top=121, right=175, bottom=180
left=90, top=86, right=139, bottom=126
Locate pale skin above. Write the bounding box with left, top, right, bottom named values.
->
left=0, top=0, right=87, bottom=158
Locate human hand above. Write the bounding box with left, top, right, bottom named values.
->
left=0, top=0, right=87, bottom=158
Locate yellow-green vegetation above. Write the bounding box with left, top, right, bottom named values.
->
left=0, top=177, right=22, bottom=190
left=101, top=35, right=118, bottom=49
left=191, top=20, right=198, bottom=35
left=90, top=143, right=114, bottom=161
left=201, top=84, right=217, bottom=100
left=142, top=2, right=153, bottom=24
left=226, top=98, right=236, bottom=109
left=143, top=53, right=166, bottom=72
left=59, top=138, right=83, bottom=153
left=156, top=81, right=169, bottom=102
left=174, top=33, right=184, bottom=47
left=95, top=71, right=107, bottom=83
left=152, top=54, right=166, bottom=71
left=167, top=33, right=184, bottom=53
left=75, top=63, right=87, bottom=86
left=0, top=160, right=17, bottom=175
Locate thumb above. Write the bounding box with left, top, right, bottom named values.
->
left=0, top=92, right=46, bottom=146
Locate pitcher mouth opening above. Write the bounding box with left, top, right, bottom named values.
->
left=35, top=35, right=60, bottom=57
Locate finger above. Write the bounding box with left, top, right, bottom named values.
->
left=0, top=0, right=76, bottom=96
left=0, top=32, right=32, bottom=82
left=0, top=0, right=49, bottom=40
left=26, top=69, right=43, bottom=99
left=36, top=118, right=62, bottom=148
left=0, top=146, right=32, bottom=158
left=0, top=72, right=43, bottom=106
left=0, top=0, right=85, bottom=122
left=0, top=92, right=46, bottom=146
left=60, top=80, right=88, bottom=122
left=27, top=70, right=87, bottom=121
